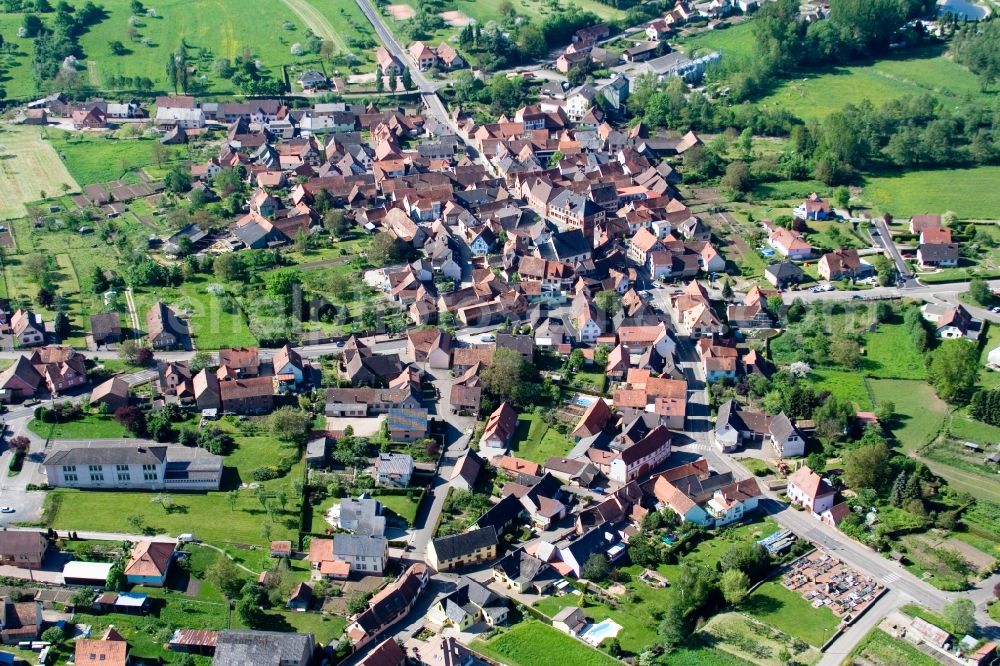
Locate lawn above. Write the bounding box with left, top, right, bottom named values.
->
left=471, top=621, right=621, bottom=666
left=0, top=126, right=80, bottom=220
left=377, top=493, right=422, bottom=526
left=133, top=277, right=258, bottom=350
left=863, top=323, right=928, bottom=380
left=678, top=21, right=755, bottom=61
left=44, top=130, right=189, bottom=186
left=862, top=166, right=1000, bottom=219
left=757, top=48, right=990, bottom=122
left=508, top=412, right=574, bottom=464
left=743, top=580, right=840, bottom=648
left=850, top=628, right=940, bottom=666
left=45, top=426, right=303, bottom=546
left=27, top=413, right=128, bottom=440
left=808, top=369, right=873, bottom=410
left=868, top=379, right=947, bottom=452
left=0, top=12, right=39, bottom=100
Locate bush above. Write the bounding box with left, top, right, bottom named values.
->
left=251, top=467, right=279, bottom=482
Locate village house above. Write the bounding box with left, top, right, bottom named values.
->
left=346, top=564, right=428, bottom=648
left=428, top=576, right=508, bottom=629
left=0, top=532, right=48, bottom=569
left=794, top=193, right=832, bottom=220
left=90, top=312, right=122, bottom=345
left=406, top=328, right=452, bottom=369
left=43, top=440, right=223, bottom=491
left=427, top=527, right=499, bottom=572
left=10, top=309, right=44, bottom=347
left=124, top=541, right=175, bottom=587
left=818, top=249, right=873, bottom=281
left=480, top=402, right=518, bottom=452
left=764, top=221, right=813, bottom=260
left=146, top=302, right=188, bottom=350
left=787, top=465, right=836, bottom=515
left=377, top=452, right=415, bottom=486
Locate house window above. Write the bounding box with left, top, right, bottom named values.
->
left=117, top=471, right=130, bottom=482
left=116, top=465, right=129, bottom=472
left=90, top=472, right=104, bottom=482
left=144, top=471, right=158, bottom=481
left=62, top=465, right=76, bottom=474
left=64, top=473, right=77, bottom=483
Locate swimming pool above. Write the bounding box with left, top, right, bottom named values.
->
left=581, top=618, right=623, bottom=646
left=573, top=394, right=597, bottom=407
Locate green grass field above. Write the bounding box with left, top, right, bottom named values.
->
left=808, top=369, right=873, bottom=410
left=0, top=126, right=80, bottom=220
left=508, top=412, right=574, bottom=464
left=44, top=130, right=189, bottom=186
left=134, top=277, right=258, bottom=350
left=679, top=21, right=755, bottom=61
left=850, top=628, right=940, bottom=666
left=868, top=379, right=947, bottom=451
left=863, top=323, right=928, bottom=379
left=743, top=580, right=840, bottom=648
left=0, top=12, right=39, bottom=100
left=757, top=48, right=991, bottom=122
left=862, top=166, right=1000, bottom=219
left=376, top=493, right=422, bottom=526
left=27, top=414, right=128, bottom=440
left=46, top=425, right=302, bottom=545
left=70, top=0, right=375, bottom=94
left=471, top=621, right=622, bottom=666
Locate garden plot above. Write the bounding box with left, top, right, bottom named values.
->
left=0, top=126, right=79, bottom=220
left=700, top=613, right=821, bottom=666
left=387, top=4, right=416, bottom=19
left=441, top=10, right=472, bottom=25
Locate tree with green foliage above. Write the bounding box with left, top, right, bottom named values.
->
left=843, top=440, right=892, bottom=492
left=481, top=348, right=525, bottom=405
left=720, top=160, right=753, bottom=199
left=41, top=626, right=65, bottom=645
left=582, top=553, right=611, bottom=581
left=720, top=569, right=750, bottom=606
left=347, top=593, right=369, bottom=615
left=968, top=278, right=992, bottom=306
left=164, top=166, right=191, bottom=193
left=106, top=563, right=126, bottom=591
left=400, top=66, right=412, bottom=90
left=942, top=598, right=976, bottom=635
left=207, top=556, right=245, bottom=599
left=928, top=340, right=980, bottom=404
left=594, top=290, right=622, bottom=317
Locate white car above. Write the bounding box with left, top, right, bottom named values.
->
left=0, top=507, right=14, bottom=514
left=480, top=334, right=496, bottom=342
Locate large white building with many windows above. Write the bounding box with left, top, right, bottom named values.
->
left=42, top=440, right=223, bottom=491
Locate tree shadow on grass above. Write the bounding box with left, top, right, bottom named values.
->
left=741, top=593, right=783, bottom=616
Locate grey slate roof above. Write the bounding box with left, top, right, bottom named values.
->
left=333, top=534, right=387, bottom=559
left=212, top=630, right=314, bottom=666
left=768, top=412, right=797, bottom=443
left=45, top=441, right=167, bottom=466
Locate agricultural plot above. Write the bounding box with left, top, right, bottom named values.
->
left=757, top=48, right=990, bottom=122
left=67, top=0, right=376, bottom=94
left=0, top=126, right=80, bottom=220
left=850, top=629, right=940, bottom=666
left=862, top=166, right=1000, bottom=219
left=700, top=613, right=820, bottom=666
left=44, top=130, right=188, bottom=186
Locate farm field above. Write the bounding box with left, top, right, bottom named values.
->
left=743, top=579, right=840, bottom=648
left=699, top=613, right=821, bottom=666
left=0, top=126, right=80, bottom=220
left=862, top=166, right=1000, bottom=219
left=808, top=369, right=873, bottom=410
left=66, top=0, right=376, bottom=94
left=470, top=620, right=622, bottom=666
left=0, top=12, right=38, bottom=100
left=756, top=48, right=990, bottom=122
left=44, top=130, right=189, bottom=186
